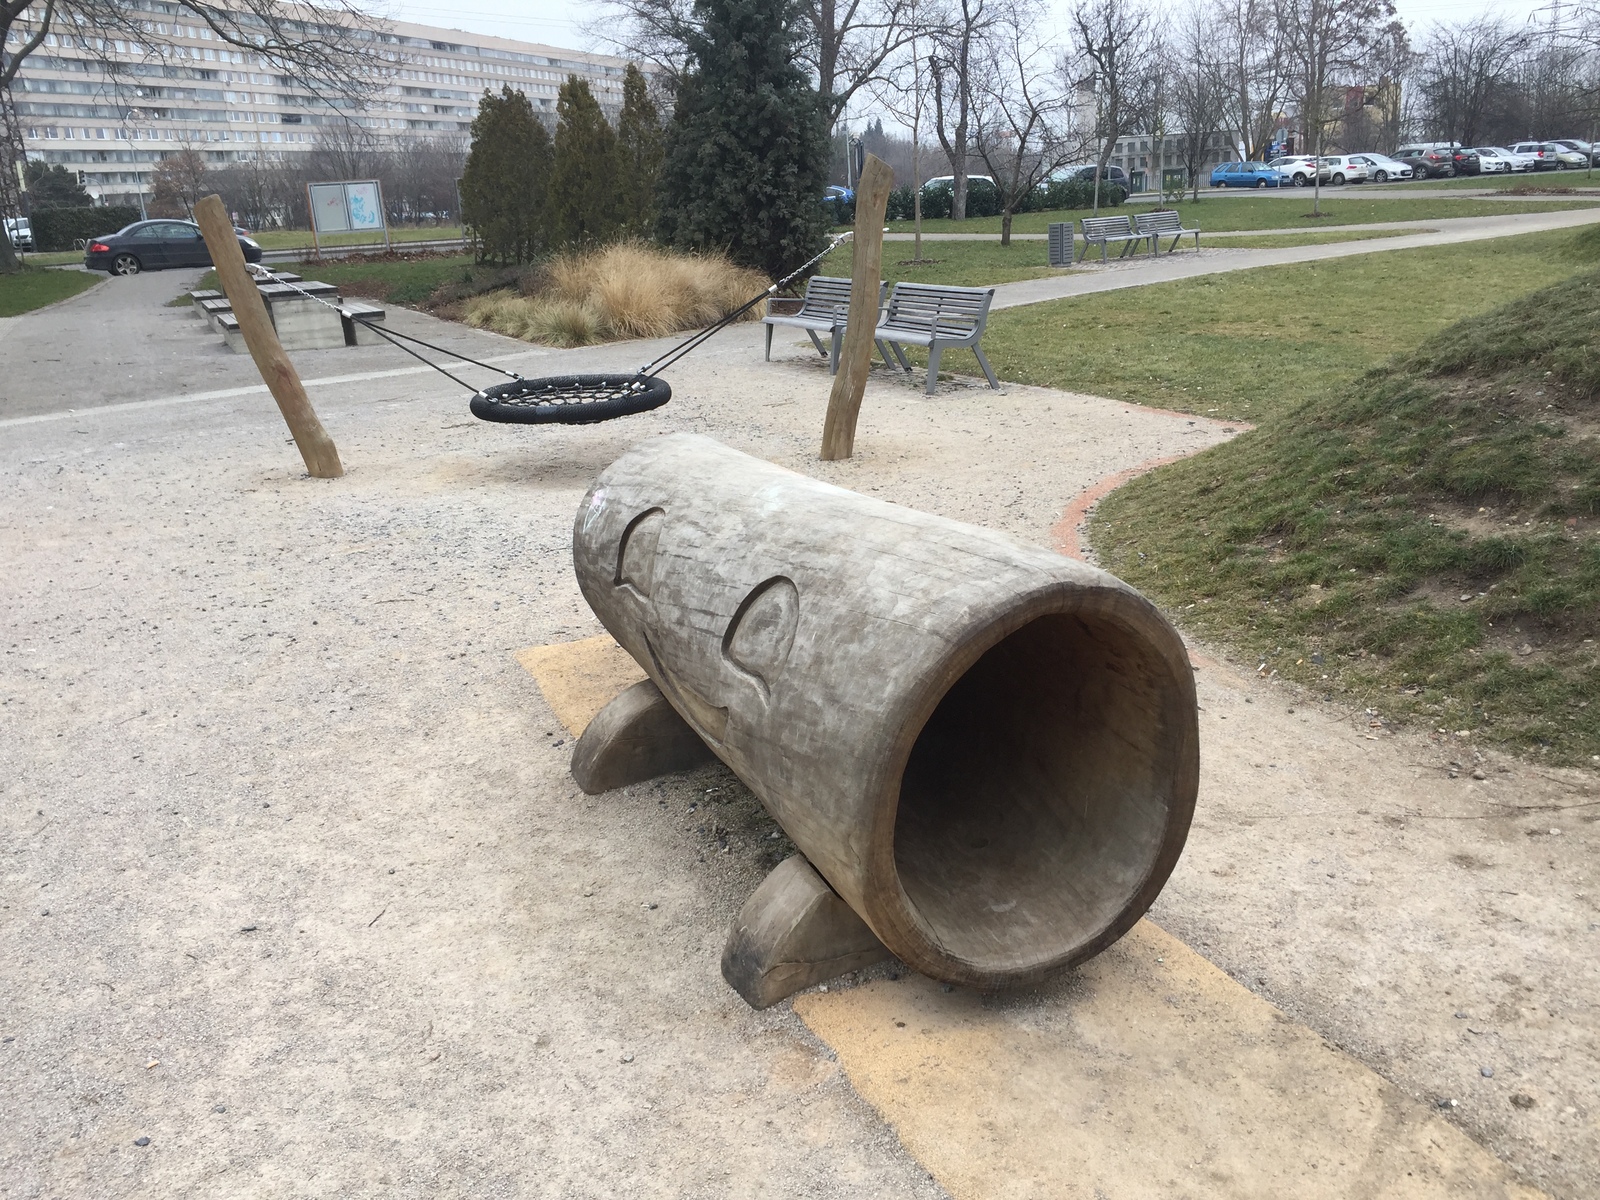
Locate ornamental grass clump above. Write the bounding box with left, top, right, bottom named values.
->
left=464, top=241, right=768, bottom=347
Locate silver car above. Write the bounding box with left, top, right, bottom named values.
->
left=1349, top=154, right=1412, bottom=182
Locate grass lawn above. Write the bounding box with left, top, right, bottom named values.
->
left=871, top=241, right=1062, bottom=287
left=916, top=228, right=1588, bottom=425
left=882, top=194, right=1600, bottom=237
left=0, top=266, right=100, bottom=316
left=252, top=226, right=463, bottom=250
left=1089, top=258, right=1600, bottom=763
left=1388, top=173, right=1600, bottom=192
left=16, top=250, right=84, bottom=267
left=848, top=228, right=1410, bottom=289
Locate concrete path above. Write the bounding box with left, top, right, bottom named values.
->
left=0, top=267, right=552, bottom=421
left=985, top=205, right=1600, bottom=310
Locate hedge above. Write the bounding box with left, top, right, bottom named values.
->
left=31, top=206, right=142, bottom=252
left=883, top=177, right=1127, bottom=223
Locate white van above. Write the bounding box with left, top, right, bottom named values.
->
left=4, top=217, right=32, bottom=250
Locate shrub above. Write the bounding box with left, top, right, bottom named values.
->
left=885, top=185, right=916, bottom=222
left=822, top=193, right=855, bottom=226
left=31, top=206, right=142, bottom=251
left=465, top=241, right=768, bottom=347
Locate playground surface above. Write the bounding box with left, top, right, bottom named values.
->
left=1, top=262, right=1596, bottom=1198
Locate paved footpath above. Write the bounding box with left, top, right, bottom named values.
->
left=974, top=206, right=1600, bottom=308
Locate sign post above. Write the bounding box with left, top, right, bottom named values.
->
left=306, top=179, right=391, bottom=257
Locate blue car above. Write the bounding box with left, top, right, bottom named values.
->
left=1208, top=161, right=1290, bottom=189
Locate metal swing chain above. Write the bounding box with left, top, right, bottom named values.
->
left=242, top=230, right=853, bottom=400
left=636, top=231, right=854, bottom=377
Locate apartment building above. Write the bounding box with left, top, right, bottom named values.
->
left=4, top=1, right=631, bottom=209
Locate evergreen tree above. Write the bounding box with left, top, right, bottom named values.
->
left=24, top=162, right=91, bottom=210
left=549, top=76, right=620, bottom=246
left=460, top=85, right=551, bottom=263
left=656, top=0, right=830, bottom=278
left=614, top=64, right=664, bottom=236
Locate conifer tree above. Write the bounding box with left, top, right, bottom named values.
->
left=460, top=85, right=551, bottom=263
left=615, top=64, right=664, bottom=236
left=549, top=76, right=621, bottom=246
left=656, top=0, right=830, bottom=278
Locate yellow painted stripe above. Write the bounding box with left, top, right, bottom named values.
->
left=794, top=921, right=1544, bottom=1200
left=514, top=634, right=644, bottom=736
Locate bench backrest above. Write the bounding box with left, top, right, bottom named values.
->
left=1080, top=215, right=1136, bottom=239
left=882, top=282, right=995, bottom=337
left=1134, top=210, right=1183, bottom=233
left=796, top=275, right=887, bottom=319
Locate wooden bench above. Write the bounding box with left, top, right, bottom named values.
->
left=1077, top=215, right=1146, bottom=263
left=875, top=282, right=1000, bottom=395
left=197, top=297, right=234, bottom=330
left=1134, top=209, right=1200, bottom=255
left=763, top=275, right=886, bottom=374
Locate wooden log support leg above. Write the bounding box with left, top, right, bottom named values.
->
left=570, top=678, right=718, bottom=794
left=722, top=855, right=891, bottom=1009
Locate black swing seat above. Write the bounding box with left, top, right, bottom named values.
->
left=470, top=373, right=672, bottom=425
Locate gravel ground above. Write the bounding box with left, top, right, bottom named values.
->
left=2, top=285, right=1596, bottom=1198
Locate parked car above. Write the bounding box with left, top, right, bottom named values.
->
left=1267, top=155, right=1321, bottom=185
left=1209, top=160, right=1291, bottom=188
left=1473, top=146, right=1525, bottom=173
left=921, top=174, right=998, bottom=192
left=83, top=219, right=262, bottom=276
left=1447, top=146, right=1482, bottom=175
left=1511, top=141, right=1564, bottom=170
left=4, top=216, right=32, bottom=249
left=1351, top=153, right=1413, bottom=182
left=1549, top=139, right=1593, bottom=168
left=1049, top=165, right=1130, bottom=188
left=823, top=185, right=854, bottom=203
left=1318, top=155, right=1370, bottom=184
left=1396, top=146, right=1461, bottom=179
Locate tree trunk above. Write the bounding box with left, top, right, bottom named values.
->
left=0, top=230, right=19, bottom=275
left=1000, top=209, right=1013, bottom=246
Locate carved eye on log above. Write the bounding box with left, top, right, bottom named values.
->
left=722, top=576, right=799, bottom=699
left=614, top=507, right=664, bottom=597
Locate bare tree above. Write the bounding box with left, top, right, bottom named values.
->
left=149, top=148, right=209, bottom=218
left=1277, top=0, right=1396, bottom=215
left=868, top=0, right=941, bottom=259
left=1166, top=9, right=1230, bottom=199
left=1415, top=16, right=1524, bottom=148
left=929, top=0, right=994, bottom=220
left=970, top=0, right=1081, bottom=243
left=1070, top=0, right=1156, bottom=212
left=0, top=0, right=386, bottom=272
left=1209, top=0, right=1291, bottom=160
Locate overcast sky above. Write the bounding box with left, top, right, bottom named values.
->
left=383, top=0, right=1562, bottom=52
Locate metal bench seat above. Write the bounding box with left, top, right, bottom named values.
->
left=874, top=282, right=1000, bottom=395
left=1077, top=215, right=1145, bottom=263
left=1134, top=209, right=1201, bottom=254
left=763, top=275, right=886, bottom=374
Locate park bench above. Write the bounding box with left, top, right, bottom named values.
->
left=874, top=281, right=1000, bottom=395
left=1134, top=209, right=1200, bottom=255
left=763, top=275, right=886, bottom=374
left=1077, top=215, right=1146, bottom=263
left=197, top=297, right=234, bottom=330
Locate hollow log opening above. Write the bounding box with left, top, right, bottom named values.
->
left=894, top=611, right=1181, bottom=976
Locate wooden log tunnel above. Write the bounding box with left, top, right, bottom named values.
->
left=571, top=434, right=1200, bottom=1005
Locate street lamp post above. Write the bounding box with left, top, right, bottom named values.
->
left=122, top=110, right=146, bottom=219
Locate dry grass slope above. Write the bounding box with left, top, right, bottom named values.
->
left=466, top=242, right=769, bottom=347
